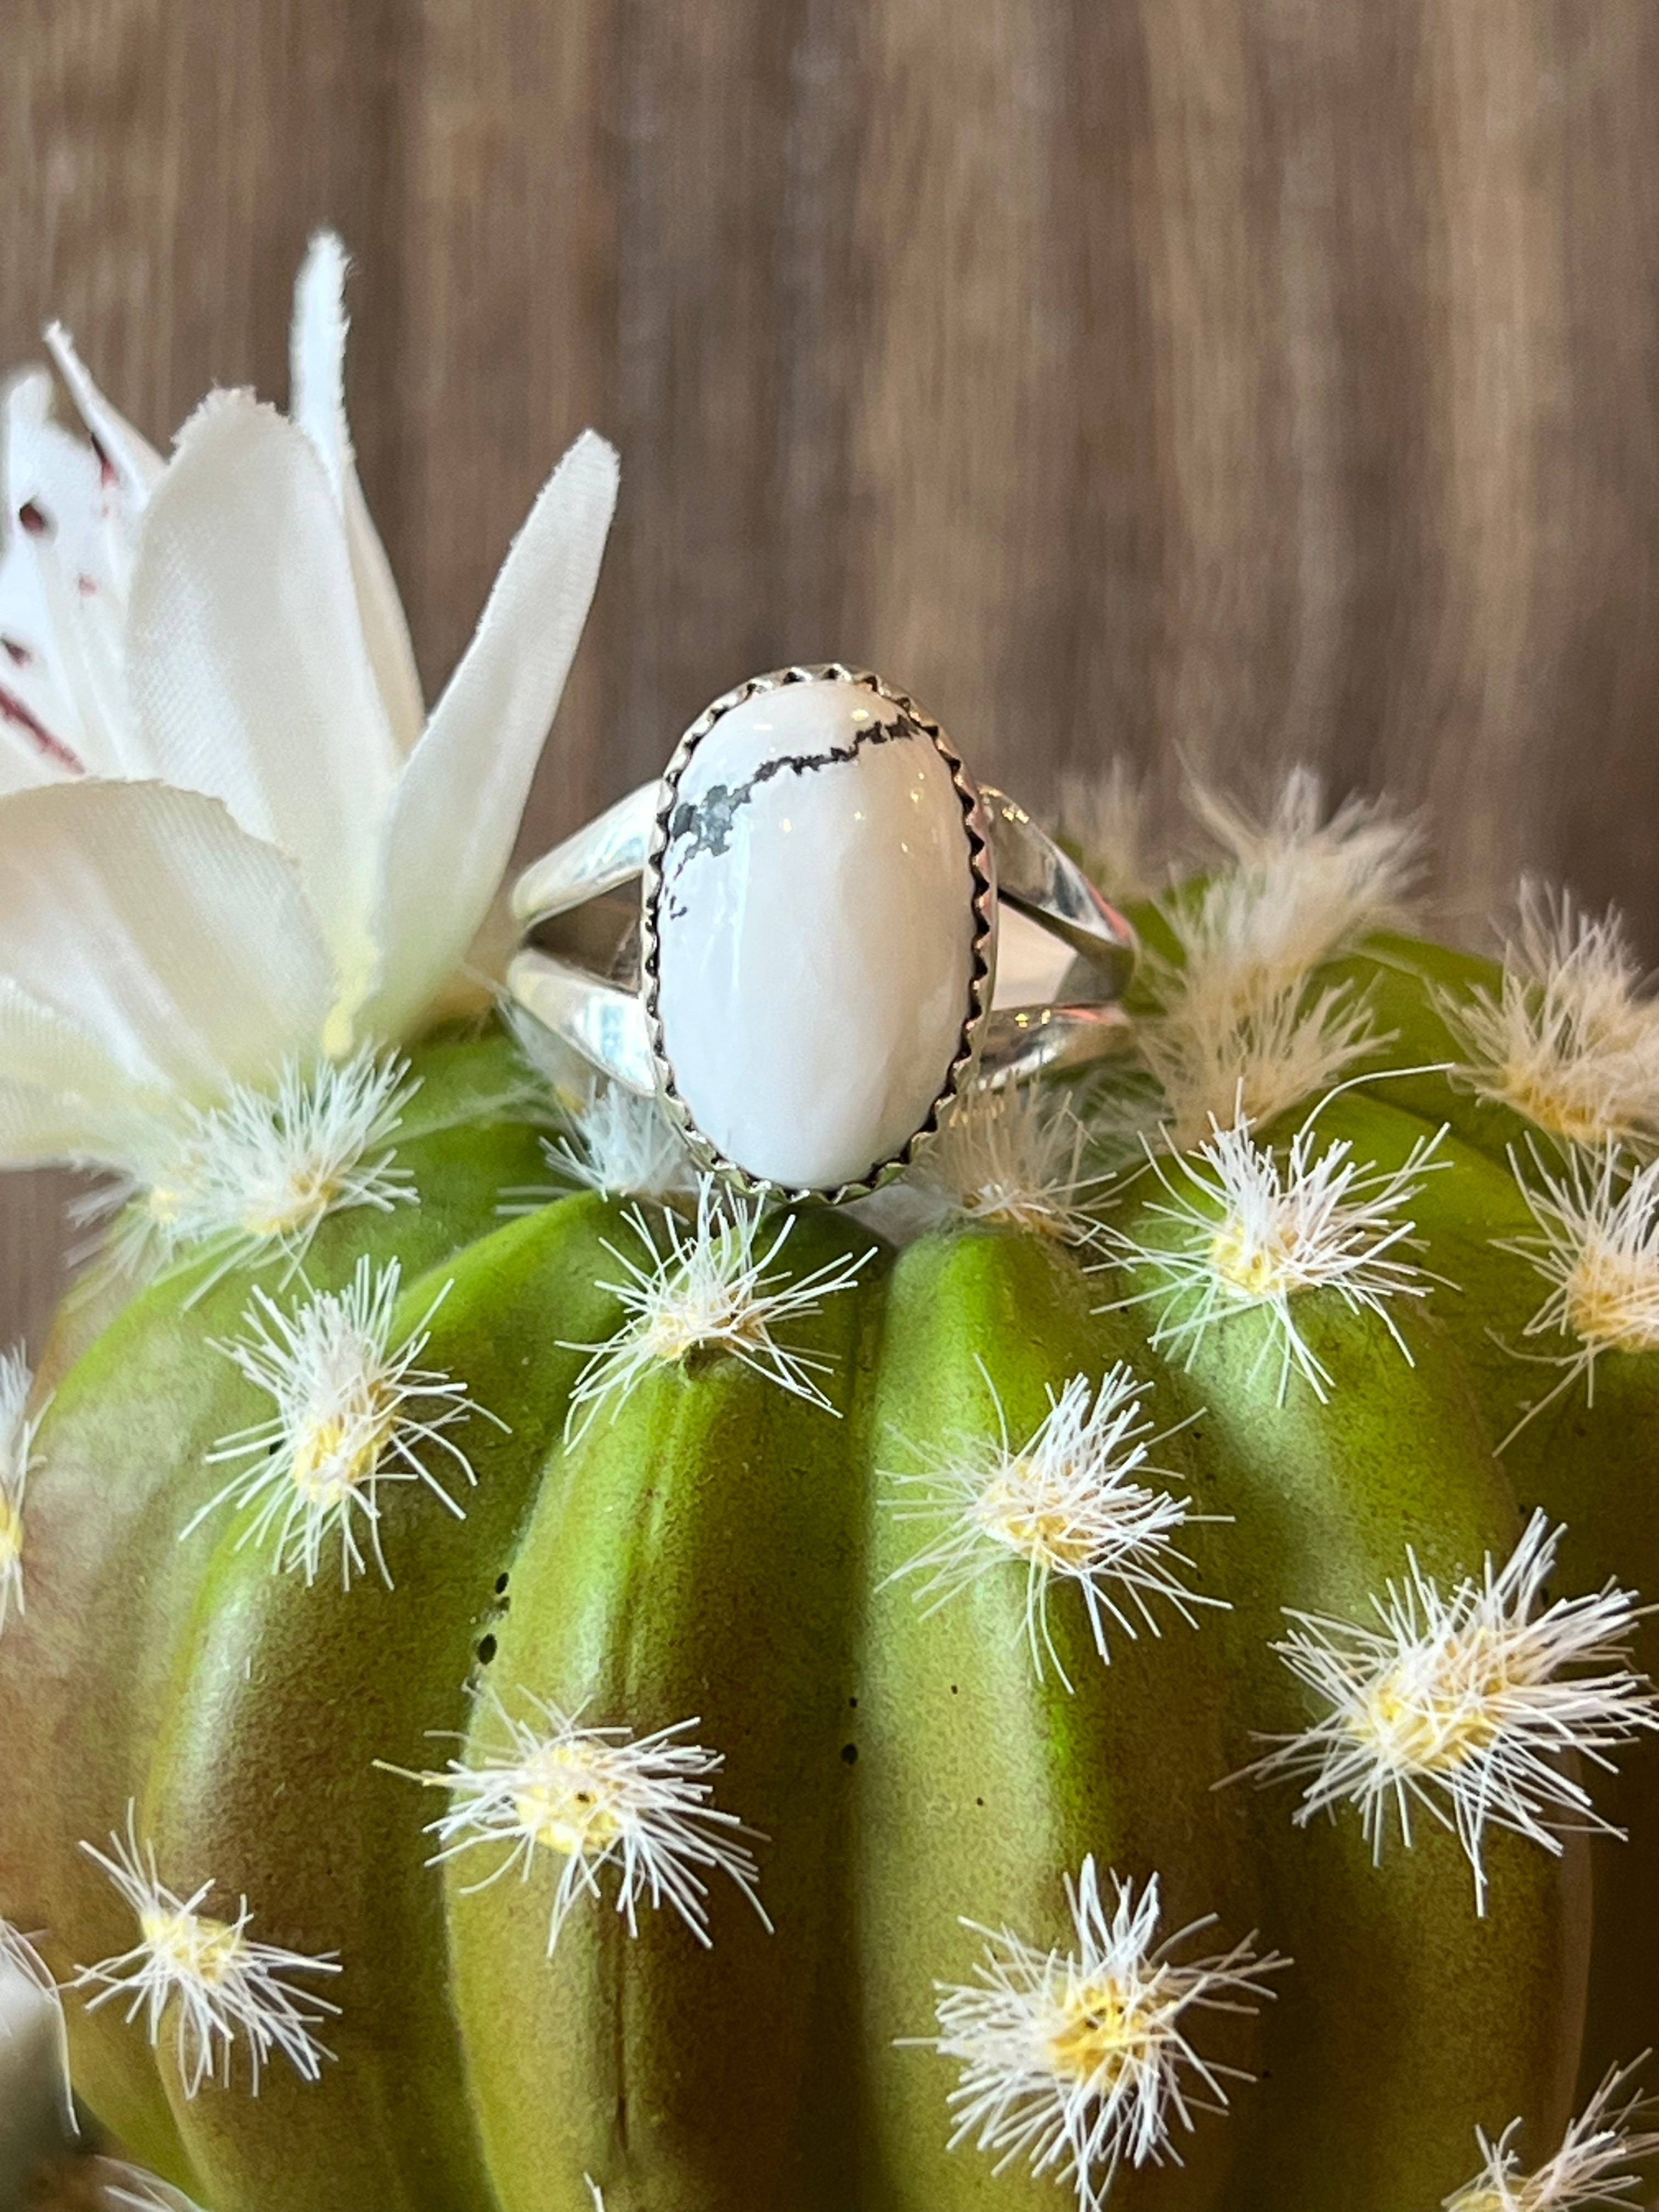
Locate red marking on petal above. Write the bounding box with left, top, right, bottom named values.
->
left=89, top=434, right=119, bottom=490
left=0, top=684, right=83, bottom=773
left=17, top=500, right=50, bottom=537
left=77, top=575, right=97, bottom=597
left=2, top=638, right=32, bottom=668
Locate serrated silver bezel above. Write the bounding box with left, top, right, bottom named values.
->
left=639, top=663, right=996, bottom=1204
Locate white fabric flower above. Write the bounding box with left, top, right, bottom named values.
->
left=0, top=233, right=617, bottom=1171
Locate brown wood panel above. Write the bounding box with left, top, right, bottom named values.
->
left=2, top=0, right=1658, bottom=1353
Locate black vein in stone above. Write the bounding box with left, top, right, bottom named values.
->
left=661, top=708, right=921, bottom=917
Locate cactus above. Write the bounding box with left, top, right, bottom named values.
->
left=3, top=230, right=1657, bottom=2212
left=3, top=775, right=1659, bottom=2212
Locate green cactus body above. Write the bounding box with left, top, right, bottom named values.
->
left=3, top=887, right=1657, bottom=2212
left=0, top=1031, right=550, bottom=2179
left=1304, top=977, right=1659, bottom=2127
left=1102, top=1139, right=1587, bottom=2202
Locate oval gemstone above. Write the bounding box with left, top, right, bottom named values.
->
left=652, top=675, right=978, bottom=1188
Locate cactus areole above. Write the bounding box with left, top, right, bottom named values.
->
left=5, top=780, right=1659, bottom=2212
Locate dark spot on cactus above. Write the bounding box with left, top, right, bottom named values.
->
left=477, top=1634, right=498, bottom=1666
left=950, top=1684, right=959, bottom=1694
left=840, top=1742, right=858, bottom=1765
left=848, top=1696, right=858, bottom=1709
left=495, top=1572, right=510, bottom=1594
left=975, top=1797, right=984, bottom=1808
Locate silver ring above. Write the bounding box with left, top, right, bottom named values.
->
left=507, top=663, right=1137, bottom=1200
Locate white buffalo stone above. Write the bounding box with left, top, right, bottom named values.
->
left=653, top=675, right=979, bottom=1188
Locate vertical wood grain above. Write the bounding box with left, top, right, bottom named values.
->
left=2, top=0, right=1658, bottom=1350
left=389, top=0, right=617, bottom=833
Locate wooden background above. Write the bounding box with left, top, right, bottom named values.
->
left=1, top=0, right=1657, bottom=1352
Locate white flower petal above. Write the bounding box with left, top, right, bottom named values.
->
left=0, top=377, right=80, bottom=787
left=127, top=390, right=403, bottom=993
left=358, top=428, right=618, bottom=1040
left=0, top=782, right=335, bottom=1139
left=289, top=232, right=424, bottom=754
left=0, top=1073, right=142, bottom=1164
left=0, top=366, right=139, bottom=782
left=0, top=972, right=131, bottom=1099
left=0, top=668, right=65, bottom=793
left=43, top=320, right=165, bottom=508
left=0, top=979, right=177, bottom=1163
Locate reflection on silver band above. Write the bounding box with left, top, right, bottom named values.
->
left=508, top=664, right=1137, bottom=1198
left=513, top=783, right=657, bottom=930
left=508, top=954, right=657, bottom=1094
left=974, top=791, right=1137, bottom=999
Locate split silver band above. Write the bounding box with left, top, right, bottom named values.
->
left=507, top=664, right=1137, bottom=1199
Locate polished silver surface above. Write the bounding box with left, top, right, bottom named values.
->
left=512, top=783, right=656, bottom=930
left=505, top=947, right=656, bottom=1093
left=507, top=663, right=1137, bottom=1198
left=979, top=1000, right=1133, bottom=1084
left=980, top=787, right=1138, bottom=999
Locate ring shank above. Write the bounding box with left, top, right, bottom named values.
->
left=507, top=944, right=1132, bottom=1103
left=514, top=777, right=1137, bottom=996
left=979, top=786, right=1136, bottom=998
left=507, top=747, right=1140, bottom=1150
left=512, top=785, right=657, bottom=929
left=506, top=950, right=655, bottom=1093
